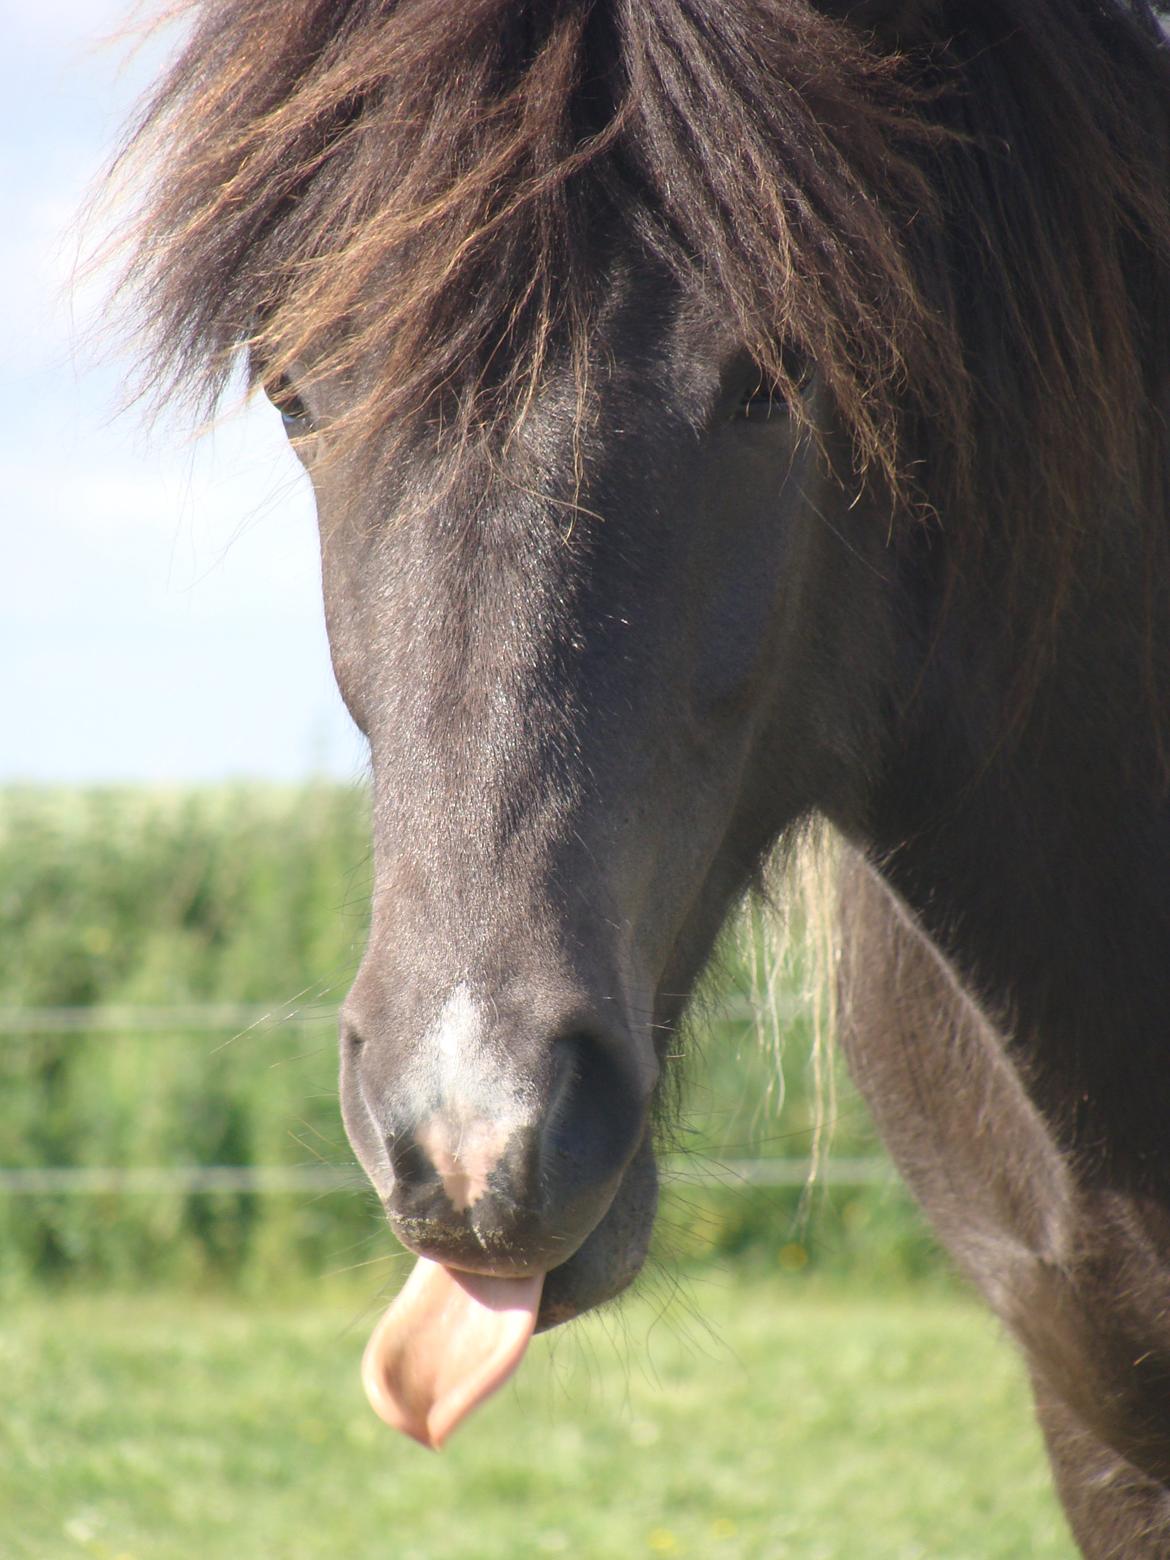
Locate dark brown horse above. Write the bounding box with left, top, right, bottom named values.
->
left=116, top=2, right=1170, bottom=1551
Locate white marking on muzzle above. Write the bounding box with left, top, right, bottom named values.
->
left=433, top=983, right=483, bottom=1096
left=414, top=983, right=532, bottom=1212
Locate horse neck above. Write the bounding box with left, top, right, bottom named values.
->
left=868, top=529, right=1170, bottom=1174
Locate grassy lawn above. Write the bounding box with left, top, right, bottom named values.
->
left=2, top=1274, right=1073, bottom=1560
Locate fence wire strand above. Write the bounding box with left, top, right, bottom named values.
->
left=1, top=1001, right=892, bottom=1195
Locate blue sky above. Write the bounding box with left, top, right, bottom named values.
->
left=5, top=4, right=367, bottom=783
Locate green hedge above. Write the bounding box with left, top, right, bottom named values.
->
left=0, top=787, right=944, bottom=1292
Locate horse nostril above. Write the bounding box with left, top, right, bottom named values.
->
left=544, top=1027, right=646, bottom=1193
left=340, top=1012, right=365, bottom=1056
left=388, top=1132, right=439, bottom=1192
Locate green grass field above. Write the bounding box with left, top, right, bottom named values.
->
left=3, top=1275, right=1074, bottom=1560
left=0, top=787, right=1076, bottom=1555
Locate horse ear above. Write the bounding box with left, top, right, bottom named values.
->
left=818, top=0, right=932, bottom=43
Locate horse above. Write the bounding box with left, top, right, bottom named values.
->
left=114, top=2, right=1170, bottom=1552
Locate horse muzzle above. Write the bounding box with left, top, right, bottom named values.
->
left=340, top=983, right=659, bottom=1296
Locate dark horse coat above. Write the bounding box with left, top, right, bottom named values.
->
left=115, top=2, right=1170, bottom=1552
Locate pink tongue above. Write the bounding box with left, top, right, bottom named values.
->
left=361, top=1257, right=543, bottom=1449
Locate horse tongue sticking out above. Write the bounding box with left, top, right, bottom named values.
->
left=362, top=1259, right=544, bottom=1449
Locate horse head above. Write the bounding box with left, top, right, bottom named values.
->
left=290, top=296, right=897, bottom=1335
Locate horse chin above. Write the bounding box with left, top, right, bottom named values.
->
left=536, top=1133, right=658, bottom=1332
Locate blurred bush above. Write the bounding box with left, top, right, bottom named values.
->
left=0, top=787, right=945, bottom=1293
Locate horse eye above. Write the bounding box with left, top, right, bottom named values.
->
left=267, top=375, right=312, bottom=433
left=739, top=348, right=811, bottom=419
left=741, top=378, right=785, bottom=419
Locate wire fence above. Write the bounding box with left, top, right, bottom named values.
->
left=0, top=1158, right=894, bottom=1196
left=0, top=1003, right=347, bottom=1036
left=0, top=1000, right=896, bottom=1196
left=0, top=995, right=797, bottom=1035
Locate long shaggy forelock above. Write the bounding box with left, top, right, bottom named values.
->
left=111, top=0, right=962, bottom=485
left=112, top=0, right=1170, bottom=556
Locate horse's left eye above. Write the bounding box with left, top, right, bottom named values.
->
left=267, top=375, right=312, bottom=433
left=741, top=379, right=785, bottom=419
left=740, top=347, right=811, bottom=419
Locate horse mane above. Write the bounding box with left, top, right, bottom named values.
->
left=114, top=1, right=1170, bottom=587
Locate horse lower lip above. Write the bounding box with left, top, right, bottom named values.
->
left=533, top=1235, right=639, bottom=1332
left=535, top=1134, right=659, bottom=1331
left=531, top=1265, right=583, bottom=1330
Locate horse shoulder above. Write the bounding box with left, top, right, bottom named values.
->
left=837, top=845, right=1170, bottom=1549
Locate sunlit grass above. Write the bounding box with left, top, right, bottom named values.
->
left=0, top=788, right=1076, bottom=1558
left=3, top=1275, right=1073, bottom=1560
